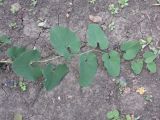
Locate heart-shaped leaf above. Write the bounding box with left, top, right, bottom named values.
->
left=147, top=62, right=156, bottom=73
left=120, top=41, right=141, bottom=60
left=143, top=51, right=157, bottom=63
left=7, top=47, right=26, bottom=60
left=87, top=24, right=109, bottom=50
left=43, top=64, right=69, bottom=91
left=131, top=59, right=143, bottom=74
left=102, top=50, right=120, bottom=77
left=12, top=50, right=42, bottom=81
left=79, top=52, right=98, bottom=87
left=50, top=26, right=80, bottom=59
left=0, top=34, right=11, bottom=44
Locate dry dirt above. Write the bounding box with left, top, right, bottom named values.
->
left=0, top=0, right=160, bottom=120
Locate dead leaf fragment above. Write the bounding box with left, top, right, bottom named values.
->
left=89, top=15, right=102, bottom=23
left=136, top=87, right=146, bottom=95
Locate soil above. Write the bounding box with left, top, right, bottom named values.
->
left=0, top=0, right=160, bottom=120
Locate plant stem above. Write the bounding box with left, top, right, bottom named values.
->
left=0, top=48, right=105, bottom=64
left=35, top=56, right=62, bottom=63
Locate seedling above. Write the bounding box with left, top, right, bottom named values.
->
left=106, top=109, right=120, bottom=120
left=140, top=36, right=152, bottom=49
left=19, top=81, right=27, bottom=92
left=118, top=0, right=128, bottom=8
left=144, top=95, right=153, bottom=102
left=0, top=34, right=11, bottom=44
left=9, top=22, right=17, bottom=29
left=10, top=3, right=21, bottom=14
left=125, top=114, right=132, bottom=120
left=14, top=113, right=23, bottom=120
left=108, top=21, right=115, bottom=31
left=31, top=0, right=37, bottom=7
left=88, top=0, right=97, bottom=4
left=108, top=4, right=119, bottom=15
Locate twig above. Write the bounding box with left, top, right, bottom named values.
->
left=152, top=4, right=160, bottom=6
left=0, top=60, right=12, bottom=64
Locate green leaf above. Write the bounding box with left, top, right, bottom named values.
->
left=131, top=59, right=143, bottom=75
left=107, top=109, right=120, bottom=120
left=19, top=81, right=27, bottom=92
left=14, top=113, right=22, bottom=120
left=0, top=34, right=11, bottom=44
left=126, top=114, right=132, bottom=120
left=102, top=50, right=120, bottom=77
left=12, top=50, right=42, bottom=81
left=43, top=64, right=69, bottom=91
left=7, top=47, right=26, bottom=60
left=120, top=41, right=141, bottom=60
left=87, top=24, right=109, bottom=50
left=147, top=62, right=156, bottom=73
left=50, top=26, right=80, bottom=59
left=143, top=51, right=157, bottom=63
left=79, top=52, right=98, bottom=87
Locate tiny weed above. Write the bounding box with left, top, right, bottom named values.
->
left=108, top=21, right=115, bottom=31
left=9, top=22, right=17, bottom=29
left=125, top=114, right=132, bottom=120
left=31, top=0, right=37, bottom=7
left=88, top=0, right=97, bottom=4
left=144, top=95, right=153, bottom=102
left=108, top=4, right=119, bottom=15
left=19, top=81, right=27, bottom=92
left=106, top=109, right=120, bottom=120
left=118, top=0, right=128, bottom=8
left=140, top=36, right=152, bottom=49
left=10, top=3, right=21, bottom=14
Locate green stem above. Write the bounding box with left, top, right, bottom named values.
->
left=35, top=56, right=62, bottom=63
left=0, top=48, right=105, bottom=64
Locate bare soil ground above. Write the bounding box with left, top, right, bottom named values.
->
left=0, top=0, right=160, bottom=120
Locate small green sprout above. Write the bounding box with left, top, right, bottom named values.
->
left=19, top=81, right=27, bottom=92
left=31, top=0, right=37, bottom=7
left=106, top=109, right=120, bottom=120
left=126, top=114, right=132, bottom=120
left=88, top=0, right=97, bottom=4
left=118, top=0, right=128, bottom=8
left=144, top=95, right=153, bottom=102
left=9, top=22, right=17, bottom=29
left=108, top=21, right=115, bottom=31
left=108, top=4, right=119, bottom=15
left=140, top=36, right=152, bottom=49
left=10, top=3, right=21, bottom=14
